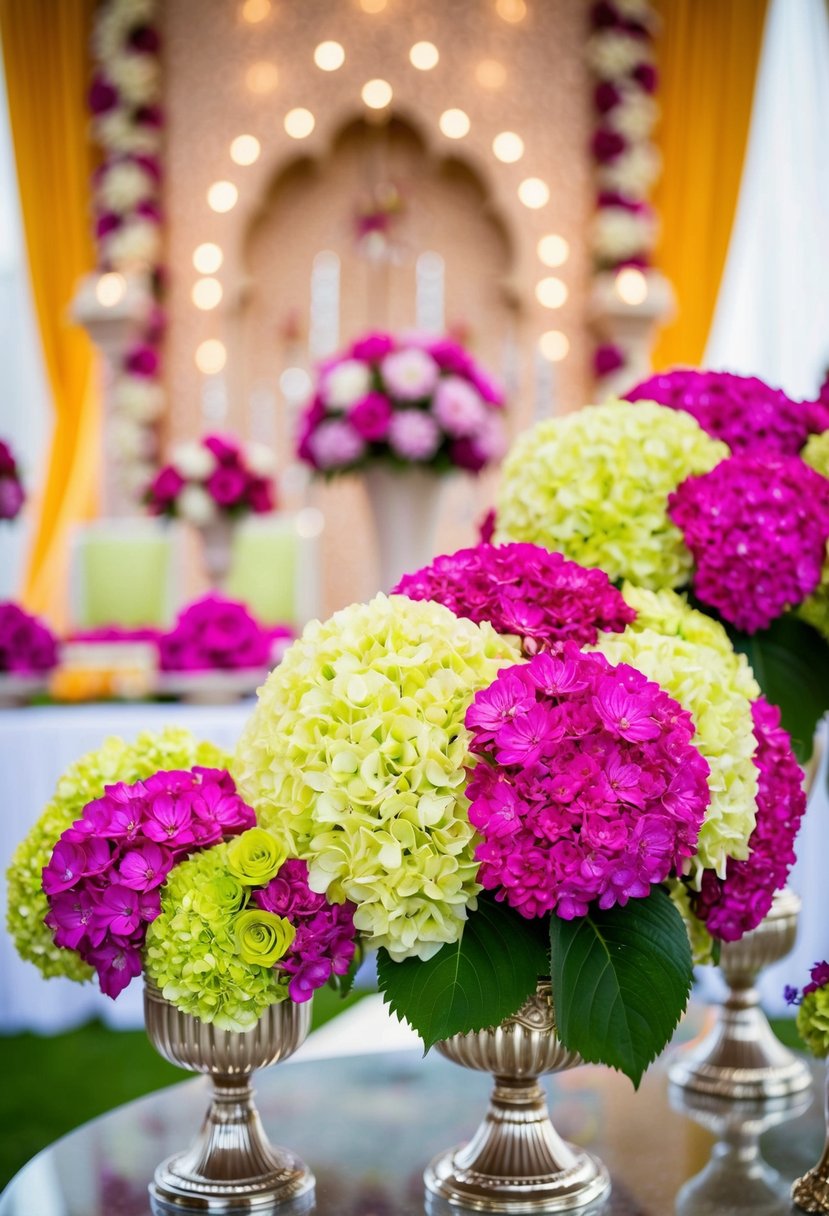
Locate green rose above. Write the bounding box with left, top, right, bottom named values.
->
left=194, top=875, right=247, bottom=919
left=234, top=909, right=295, bottom=968
left=226, top=828, right=287, bottom=886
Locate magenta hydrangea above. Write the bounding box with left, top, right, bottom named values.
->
left=0, top=602, right=58, bottom=674
left=158, top=595, right=275, bottom=672
left=627, top=369, right=828, bottom=457
left=693, top=697, right=806, bottom=942
left=465, top=646, right=710, bottom=920
left=43, top=768, right=256, bottom=997
left=0, top=439, right=25, bottom=521
left=253, top=858, right=357, bottom=1002
left=393, top=543, right=635, bottom=655
left=668, top=454, right=829, bottom=632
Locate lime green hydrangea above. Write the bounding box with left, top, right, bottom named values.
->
left=593, top=602, right=759, bottom=884
left=797, top=987, right=829, bottom=1057
left=234, top=593, right=521, bottom=962
left=666, top=879, right=715, bottom=966
left=7, top=728, right=228, bottom=982
left=144, top=841, right=287, bottom=1031
left=495, top=400, right=728, bottom=589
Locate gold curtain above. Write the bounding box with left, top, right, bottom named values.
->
left=651, top=0, right=769, bottom=369
left=0, top=0, right=99, bottom=624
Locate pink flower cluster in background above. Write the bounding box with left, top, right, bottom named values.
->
left=0, top=440, right=25, bottom=522
left=0, top=602, right=58, bottom=675
left=668, top=454, right=829, bottom=633
left=394, top=542, right=635, bottom=655
left=627, top=369, right=829, bottom=456
left=465, top=646, right=710, bottom=921
left=146, top=433, right=275, bottom=521
left=297, top=331, right=507, bottom=475
left=43, top=768, right=255, bottom=997
left=694, top=698, right=806, bottom=942
left=158, top=595, right=285, bottom=672
left=253, top=859, right=357, bottom=1002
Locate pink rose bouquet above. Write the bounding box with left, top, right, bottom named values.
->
left=297, top=331, right=507, bottom=475
left=0, top=439, right=25, bottom=521
left=158, top=595, right=283, bottom=672
left=146, top=433, right=275, bottom=525
left=0, top=602, right=59, bottom=674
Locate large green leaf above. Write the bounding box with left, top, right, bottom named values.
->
left=376, top=896, right=549, bottom=1050
left=726, top=614, right=829, bottom=763
left=549, top=886, right=692, bottom=1089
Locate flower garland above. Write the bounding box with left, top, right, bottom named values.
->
left=587, top=0, right=660, bottom=387
left=0, top=440, right=25, bottom=521
left=90, top=0, right=165, bottom=502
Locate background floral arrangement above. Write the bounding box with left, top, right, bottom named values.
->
left=787, top=961, right=829, bottom=1058
left=296, top=331, right=507, bottom=475
left=587, top=0, right=660, bottom=386
left=90, top=0, right=165, bottom=503
left=145, top=433, right=276, bottom=525
left=495, top=395, right=829, bottom=759
left=0, top=602, right=58, bottom=675
left=0, top=439, right=25, bottom=521
left=158, top=594, right=286, bottom=672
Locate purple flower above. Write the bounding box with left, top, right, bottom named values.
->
left=433, top=377, right=487, bottom=438
left=350, top=332, right=395, bottom=361
left=43, top=841, right=87, bottom=895
left=206, top=465, right=248, bottom=507
left=308, top=419, right=366, bottom=470
left=387, top=410, right=441, bottom=461
left=381, top=348, right=440, bottom=400
left=124, top=344, right=159, bottom=378
left=93, top=885, right=143, bottom=937
left=89, top=74, right=118, bottom=115
left=203, top=434, right=241, bottom=465
left=593, top=679, right=661, bottom=741
left=592, top=128, right=627, bottom=163
left=0, top=477, right=24, bottom=521
left=159, top=595, right=273, bottom=672
left=594, top=344, right=626, bottom=377
left=85, top=943, right=143, bottom=999
left=119, top=843, right=173, bottom=890
left=146, top=465, right=184, bottom=513
left=348, top=392, right=393, bottom=441
left=0, top=602, right=58, bottom=674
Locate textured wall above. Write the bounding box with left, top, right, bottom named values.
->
left=161, top=0, right=593, bottom=614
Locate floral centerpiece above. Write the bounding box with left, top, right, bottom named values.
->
left=158, top=595, right=288, bottom=674
left=146, top=434, right=275, bottom=524
left=495, top=397, right=829, bottom=760
left=0, top=440, right=25, bottom=521
left=0, top=602, right=58, bottom=676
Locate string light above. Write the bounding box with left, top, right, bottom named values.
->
left=195, top=339, right=227, bottom=374
left=410, top=41, right=439, bottom=70
left=615, top=267, right=648, bottom=305
left=537, top=234, right=569, bottom=267
left=246, top=62, right=278, bottom=94
left=314, top=41, right=345, bottom=71
left=538, top=330, right=569, bottom=361
left=240, top=0, right=270, bottom=23
left=439, top=108, right=470, bottom=139
left=193, top=244, right=223, bottom=274
left=192, top=278, right=223, bottom=310
left=536, top=277, right=568, bottom=309
left=496, top=0, right=526, bottom=22
left=476, top=59, right=506, bottom=89
left=518, top=178, right=550, bottom=208
left=95, top=273, right=126, bottom=307
left=358, top=0, right=387, bottom=11
left=207, top=181, right=238, bottom=212
left=361, top=79, right=393, bottom=108
left=492, top=132, right=524, bottom=163
left=284, top=108, right=315, bottom=138
left=230, top=135, right=261, bottom=165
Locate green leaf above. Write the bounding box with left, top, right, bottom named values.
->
left=549, top=886, right=692, bottom=1089
left=376, top=896, right=549, bottom=1050
left=725, top=614, right=829, bottom=763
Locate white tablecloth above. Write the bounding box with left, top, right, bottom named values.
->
left=2, top=704, right=828, bottom=1033
left=0, top=701, right=252, bottom=1033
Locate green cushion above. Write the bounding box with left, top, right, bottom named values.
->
left=78, top=534, right=172, bottom=628
left=225, top=525, right=297, bottom=624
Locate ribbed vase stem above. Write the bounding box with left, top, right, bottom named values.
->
left=792, top=1062, right=829, bottom=1212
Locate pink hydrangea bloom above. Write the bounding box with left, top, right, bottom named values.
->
left=158, top=595, right=275, bottom=672
left=465, top=646, right=710, bottom=920
left=308, top=418, right=366, bottom=470
left=394, top=542, right=635, bottom=655
left=253, top=859, right=357, bottom=1002
left=432, top=377, right=487, bottom=437
left=668, top=454, right=829, bottom=633
left=43, top=767, right=256, bottom=998
left=0, top=602, right=58, bottom=674
left=381, top=348, right=440, bottom=400
left=387, top=410, right=441, bottom=461
left=693, top=697, right=806, bottom=942
left=627, top=369, right=825, bottom=457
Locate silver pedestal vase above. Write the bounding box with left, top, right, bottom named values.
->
left=423, top=982, right=610, bottom=1213
left=144, top=982, right=314, bottom=1213
left=198, top=517, right=235, bottom=589
left=669, top=888, right=812, bottom=1100
left=792, top=1060, right=829, bottom=1213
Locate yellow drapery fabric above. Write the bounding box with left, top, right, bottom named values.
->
left=0, top=0, right=99, bottom=624
left=651, top=0, right=769, bottom=369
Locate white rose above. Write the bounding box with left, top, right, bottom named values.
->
left=321, top=360, right=372, bottom=410
left=597, top=144, right=661, bottom=196
left=615, top=0, right=655, bottom=23
left=102, top=218, right=161, bottom=271
left=107, top=53, right=161, bottom=107
left=607, top=92, right=659, bottom=141
left=245, top=441, right=276, bottom=477
left=99, top=160, right=155, bottom=213
left=111, top=417, right=156, bottom=459
left=587, top=31, right=648, bottom=79
left=94, top=110, right=161, bottom=156
left=114, top=376, right=165, bottom=423
left=591, top=207, right=656, bottom=261
left=171, top=442, right=216, bottom=481
left=177, top=484, right=217, bottom=526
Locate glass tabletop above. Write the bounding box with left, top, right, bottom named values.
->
left=0, top=1036, right=823, bottom=1215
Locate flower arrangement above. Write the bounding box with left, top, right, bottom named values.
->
left=90, top=0, right=165, bottom=503
left=146, top=434, right=276, bottom=525
left=787, top=961, right=829, bottom=1057
left=158, top=595, right=283, bottom=672
left=296, top=332, right=506, bottom=475
left=0, top=440, right=25, bottom=521
left=393, top=542, right=635, bottom=655
left=495, top=397, right=829, bottom=758
left=0, top=602, right=58, bottom=675
left=627, top=368, right=829, bottom=456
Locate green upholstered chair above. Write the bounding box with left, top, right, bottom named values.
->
left=224, top=511, right=322, bottom=627
left=70, top=520, right=183, bottom=629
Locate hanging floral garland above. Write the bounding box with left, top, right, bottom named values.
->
left=586, top=0, right=660, bottom=388
left=89, top=0, right=164, bottom=503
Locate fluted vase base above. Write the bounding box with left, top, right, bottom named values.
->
left=424, top=1076, right=610, bottom=1212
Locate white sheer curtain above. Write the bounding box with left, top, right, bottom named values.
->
left=705, top=0, right=829, bottom=399
left=0, top=47, right=50, bottom=600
